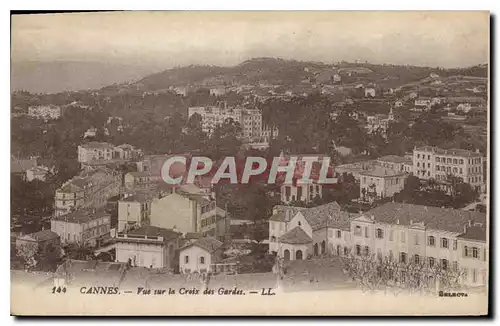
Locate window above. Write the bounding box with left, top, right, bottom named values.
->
left=298, top=221, right=302, bottom=227
left=376, top=228, right=383, bottom=239
left=428, top=257, right=435, bottom=268
left=428, top=155, right=430, bottom=160
left=354, top=226, right=362, bottom=236
left=417, top=154, right=420, bottom=159
left=417, top=162, right=420, bottom=167
left=472, top=247, right=479, bottom=259
left=428, top=163, right=430, bottom=168
left=453, top=159, right=457, bottom=164
left=441, top=259, right=448, bottom=270
left=401, top=231, right=405, bottom=243
left=297, top=187, right=303, bottom=200
left=460, top=159, right=464, bottom=164
left=364, top=227, right=369, bottom=238
left=344, top=247, right=349, bottom=256
left=363, top=246, right=369, bottom=256
left=452, top=261, right=458, bottom=270
left=389, top=230, right=394, bottom=241
left=441, top=238, right=448, bottom=249
left=200, top=256, right=205, bottom=264
left=414, top=234, right=420, bottom=245
left=436, top=157, right=440, bottom=163
left=414, top=254, right=420, bottom=264
left=336, top=230, right=341, bottom=238
left=400, top=252, right=407, bottom=264
left=464, top=245, right=469, bottom=257
left=355, top=245, right=361, bottom=256
left=472, top=269, right=477, bottom=283
left=428, top=236, right=435, bottom=247
left=184, top=255, right=189, bottom=264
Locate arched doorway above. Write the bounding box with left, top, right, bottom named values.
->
left=284, top=249, right=290, bottom=261
left=296, top=250, right=303, bottom=260
left=314, top=243, right=319, bottom=256
left=321, top=241, right=326, bottom=254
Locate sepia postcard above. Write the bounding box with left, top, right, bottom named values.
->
left=10, top=11, right=490, bottom=316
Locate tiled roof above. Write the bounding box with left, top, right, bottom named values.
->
left=269, top=205, right=308, bottom=222
left=119, top=193, right=153, bottom=203
left=279, top=226, right=312, bottom=244
left=414, top=146, right=482, bottom=158
left=127, top=226, right=180, bottom=242
left=52, top=209, right=110, bottom=224
left=377, top=155, right=412, bottom=164
left=270, top=202, right=353, bottom=231
left=457, top=225, right=487, bottom=242
left=20, top=229, right=59, bottom=242
left=313, top=211, right=357, bottom=231
left=180, top=237, right=223, bottom=253
left=301, top=202, right=343, bottom=228
left=127, top=171, right=153, bottom=177
left=359, top=167, right=406, bottom=178
left=80, top=142, right=115, bottom=149
left=364, top=202, right=487, bottom=234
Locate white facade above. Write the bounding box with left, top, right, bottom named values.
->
left=359, top=168, right=406, bottom=202
left=188, top=105, right=263, bottom=140
left=179, top=245, right=214, bottom=274
left=51, top=212, right=110, bottom=246
left=28, top=105, right=63, bottom=120
left=118, top=198, right=151, bottom=232
left=413, top=146, right=485, bottom=192
left=281, top=183, right=323, bottom=204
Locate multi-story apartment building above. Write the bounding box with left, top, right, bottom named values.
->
left=136, top=154, right=191, bottom=176
left=78, top=142, right=140, bottom=164
left=54, top=167, right=121, bottom=217
left=413, top=146, right=485, bottom=192
left=376, top=155, right=413, bottom=173
left=111, top=226, right=181, bottom=269
left=188, top=104, right=263, bottom=141
left=149, top=191, right=219, bottom=235
left=365, top=110, right=394, bottom=136
left=359, top=167, right=406, bottom=203
left=124, top=172, right=163, bottom=191
left=268, top=201, right=487, bottom=288
left=28, top=105, right=64, bottom=120
left=261, top=124, right=279, bottom=143
left=350, top=202, right=487, bottom=287
left=78, top=142, right=115, bottom=163
left=281, top=183, right=323, bottom=204
left=51, top=209, right=111, bottom=246
left=117, top=193, right=154, bottom=232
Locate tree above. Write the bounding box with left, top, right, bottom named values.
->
left=340, top=252, right=464, bottom=295
left=17, top=243, right=39, bottom=271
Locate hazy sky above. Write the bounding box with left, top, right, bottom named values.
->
left=11, top=11, right=489, bottom=68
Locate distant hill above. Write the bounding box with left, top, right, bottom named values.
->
left=136, top=58, right=487, bottom=92
left=11, top=61, right=161, bottom=94
left=137, top=57, right=331, bottom=90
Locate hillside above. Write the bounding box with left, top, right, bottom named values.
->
left=136, top=58, right=488, bottom=92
